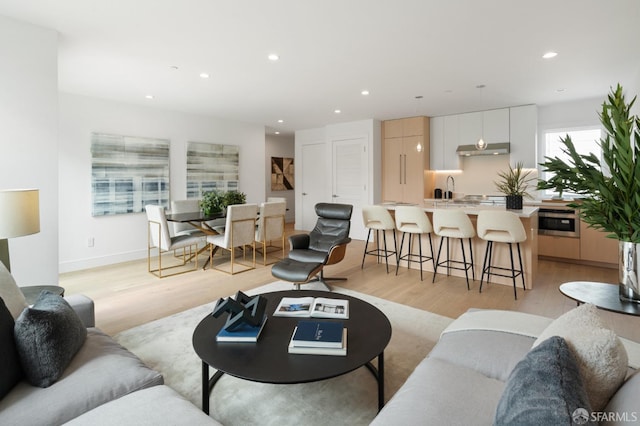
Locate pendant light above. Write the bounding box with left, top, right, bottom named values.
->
left=475, top=85, right=487, bottom=151
left=415, top=95, right=423, bottom=152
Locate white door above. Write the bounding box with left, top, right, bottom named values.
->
left=300, top=143, right=327, bottom=231
left=332, top=136, right=368, bottom=240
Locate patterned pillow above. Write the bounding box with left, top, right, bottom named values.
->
left=533, top=303, right=628, bottom=411
left=495, top=336, right=594, bottom=425
left=0, top=297, right=23, bottom=398
left=14, top=291, right=87, bottom=387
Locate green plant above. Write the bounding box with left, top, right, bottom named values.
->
left=495, top=161, right=535, bottom=198
left=222, top=190, right=246, bottom=207
left=537, top=84, right=640, bottom=243
left=200, top=190, right=224, bottom=215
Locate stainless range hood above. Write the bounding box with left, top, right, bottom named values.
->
left=456, top=142, right=510, bottom=156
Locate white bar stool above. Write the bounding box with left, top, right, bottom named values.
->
left=394, top=206, right=435, bottom=281
left=477, top=210, right=527, bottom=300
left=432, top=209, right=475, bottom=290
left=361, top=205, right=398, bottom=273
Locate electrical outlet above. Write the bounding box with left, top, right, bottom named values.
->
left=88, top=237, right=95, bottom=247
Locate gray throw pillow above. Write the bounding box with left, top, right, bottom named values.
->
left=14, top=291, right=87, bottom=387
left=494, top=336, right=595, bottom=425
left=0, top=297, right=23, bottom=398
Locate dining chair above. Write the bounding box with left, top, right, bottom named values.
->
left=145, top=205, right=204, bottom=278
left=255, top=201, right=286, bottom=265
left=170, top=199, right=205, bottom=237
left=207, top=203, right=258, bottom=274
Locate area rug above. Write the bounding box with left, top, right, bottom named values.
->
left=115, top=281, right=453, bottom=425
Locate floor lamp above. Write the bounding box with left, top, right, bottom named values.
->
left=0, top=189, right=40, bottom=272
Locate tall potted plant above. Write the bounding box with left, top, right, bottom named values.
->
left=494, top=161, right=535, bottom=210
left=537, top=84, right=640, bottom=302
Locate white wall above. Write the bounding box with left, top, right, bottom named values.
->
left=59, top=93, right=266, bottom=272
left=265, top=134, right=295, bottom=223
left=0, top=16, right=58, bottom=285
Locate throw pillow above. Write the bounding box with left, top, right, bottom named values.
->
left=0, top=261, right=28, bottom=319
left=0, top=297, right=24, bottom=399
left=14, top=291, right=87, bottom=387
left=495, top=336, right=594, bottom=425
left=533, top=303, right=628, bottom=411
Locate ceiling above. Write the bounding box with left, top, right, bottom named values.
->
left=1, top=0, right=639, bottom=136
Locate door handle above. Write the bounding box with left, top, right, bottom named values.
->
left=399, top=155, right=402, bottom=184
left=404, top=154, right=407, bottom=184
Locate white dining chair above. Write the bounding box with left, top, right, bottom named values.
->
left=255, top=201, right=286, bottom=265
left=145, top=205, right=204, bottom=278
left=207, top=204, right=258, bottom=274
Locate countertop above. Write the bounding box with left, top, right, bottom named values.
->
left=382, top=201, right=539, bottom=218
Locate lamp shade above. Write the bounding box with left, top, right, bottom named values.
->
left=0, top=189, right=40, bottom=238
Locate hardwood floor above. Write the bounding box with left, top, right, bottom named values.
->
left=59, top=227, right=640, bottom=342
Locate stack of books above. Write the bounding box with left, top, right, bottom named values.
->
left=216, top=315, right=268, bottom=343
left=288, top=320, right=347, bottom=356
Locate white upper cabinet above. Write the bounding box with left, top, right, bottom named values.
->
left=457, top=109, right=509, bottom=146
left=483, top=108, right=510, bottom=143
left=430, top=115, right=460, bottom=170
left=509, top=105, right=537, bottom=168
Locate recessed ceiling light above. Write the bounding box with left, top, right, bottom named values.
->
left=199, top=73, right=210, bottom=79
left=334, top=109, right=341, bottom=114
left=145, top=95, right=154, bottom=99
left=361, top=90, right=370, bottom=96
left=275, top=131, right=280, bottom=135
left=543, top=51, right=558, bottom=59
left=268, top=54, right=279, bottom=61
left=277, top=119, right=284, bottom=123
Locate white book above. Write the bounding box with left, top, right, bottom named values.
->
left=288, top=328, right=347, bottom=356
left=273, top=297, right=349, bottom=319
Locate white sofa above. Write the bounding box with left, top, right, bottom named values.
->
left=372, top=308, right=640, bottom=425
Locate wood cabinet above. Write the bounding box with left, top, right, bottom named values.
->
left=509, top=105, right=537, bottom=168
left=580, top=221, right=618, bottom=264
left=382, top=117, right=429, bottom=204
left=538, top=234, right=581, bottom=259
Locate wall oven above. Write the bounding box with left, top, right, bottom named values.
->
left=538, top=208, right=580, bottom=238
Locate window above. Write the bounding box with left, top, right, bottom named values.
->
left=541, top=126, right=603, bottom=197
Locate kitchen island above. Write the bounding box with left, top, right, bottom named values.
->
left=383, top=202, right=539, bottom=289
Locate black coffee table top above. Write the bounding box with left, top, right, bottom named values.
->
left=559, top=281, right=640, bottom=316
left=192, top=290, right=392, bottom=384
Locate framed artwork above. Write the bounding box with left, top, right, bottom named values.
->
left=271, top=157, right=294, bottom=191
left=91, top=133, right=170, bottom=216
left=186, top=142, right=240, bottom=198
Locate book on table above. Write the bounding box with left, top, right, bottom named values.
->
left=288, top=321, right=347, bottom=356
left=216, top=315, right=267, bottom=343
left=273, top=296, right=349, bottom=319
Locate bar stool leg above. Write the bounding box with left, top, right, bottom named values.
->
left=517, top=243, right=526, bottom=291
left=361, top=228, right=372, bottom=269
left=445, top=237, right=451, bottom=276
left=479, top=241, right=489, bottom=293
left=428, top=234, right=435, bottom=271
left=382, top=229, right=389, bottom=273
left=432, top=237, right=445, bottom=283
left=468, top=238, right=475, bottom=281
left=396, top=232, right=407, bottom=276
left=508, top=243, right=518, bottom=300
left=418, top=235, right=424, bottom=281
left=460, top=240, right=470, bottom=290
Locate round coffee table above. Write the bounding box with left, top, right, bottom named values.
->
left=559, top=281, right=640, bottom=316
left=192, top=290, right=392, bottom=415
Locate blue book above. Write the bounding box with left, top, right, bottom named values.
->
left=216, top=315, right=267, bottom=342
left=291, top=320, right=344, bottom=348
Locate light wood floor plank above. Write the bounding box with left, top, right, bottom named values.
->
left=60, top=227, right=639, bottom=342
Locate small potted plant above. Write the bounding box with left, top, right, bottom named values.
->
left=495, top=161, right=535, bottom=210
left=200, top=190, right=224, bottom=216
left=222, top=190, right=247, bottom=207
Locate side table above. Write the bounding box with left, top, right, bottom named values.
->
left=20, top=285, right=65, bottom=305
left=559, top=281, right=640, bottom=316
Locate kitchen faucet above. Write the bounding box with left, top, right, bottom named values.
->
left=446, top=175, right=455, bottom=200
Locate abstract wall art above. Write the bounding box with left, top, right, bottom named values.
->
left=91, top=133, right=170, bottom=216
left=186, top=142, right=240, bottom=198
left=271, top=157, right=294, bottom=191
